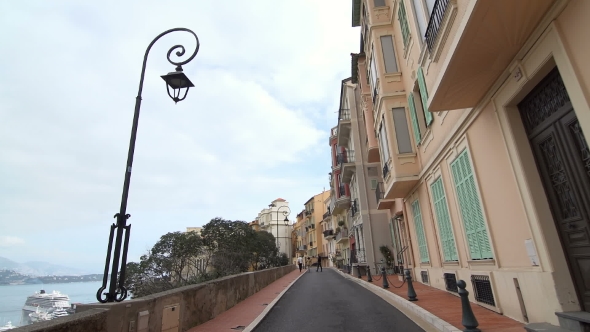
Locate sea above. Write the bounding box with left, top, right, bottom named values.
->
left=0, top=281, right=103, bottom=327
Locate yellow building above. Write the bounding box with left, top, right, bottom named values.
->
left=350, top=0, right=590, bottom=329
left=303, top=190, right=330, bottom=267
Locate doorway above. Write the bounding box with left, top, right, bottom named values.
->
left=518, top=67, right=590, bottom=311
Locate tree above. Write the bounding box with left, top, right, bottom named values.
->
left=124, top=231, right=206, bottom=298
left=248, top=231, right=279, bottom=271
left=201, top=217, right=255, bottom=276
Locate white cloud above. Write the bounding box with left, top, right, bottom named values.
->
left=0, top=0, right=359, bottom=272
left=0, top=236, right=25, bottom=247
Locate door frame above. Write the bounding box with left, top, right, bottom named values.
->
left=493, top=22, right=590, bottom=314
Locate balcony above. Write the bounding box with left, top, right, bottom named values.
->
left=336, top=228, right=349, bottom=244
left=322, top=210, right=331, bottom=221
left=428, top=0, right=556, bottom=111
left=375, top=182, right=395, bottom=210
left=298, top=245, right=307, bottom=252
left=351, top=248, right=367, bottom=265
left=340, top=150, right=356, bottom=183
left=323, top=229, right=334, bottom=239
left=333, top=153, right=343, bottom=171
left=337, top=108, right=352, bottom=146
left=333, top=185, right=350, bottom=214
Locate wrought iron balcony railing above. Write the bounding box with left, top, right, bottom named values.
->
left=335, top=228, right=348, bottom=242
left=383, top=163, right=389, bottom=178
left=338, top=150, right=355, bottom=167
left=351, top=248, right=366, bottom=264
left=323, top=229, right=334, bottom=238
left=339, top=108, right=351, bottom=121
left=375, top=181, right=384, bottom=203
left=350, top=199, right=358, bottom=217
left=322, top=210, right=331, bottom=220
left=425, top=0, right=450, bottom=53
left=339, top=184, right=347, bottom=197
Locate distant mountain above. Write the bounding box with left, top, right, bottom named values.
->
left=0, top=256, right=92, bottom=276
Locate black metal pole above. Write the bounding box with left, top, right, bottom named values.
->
left=275, top=206, right=290, bottom=256
left=96, top=28, right=200, bottom=303
left=457, top=280, right=481, bottom=332
left=405, top=269, right=418, bottom=301
left=381, top=266, right=389, bottom=289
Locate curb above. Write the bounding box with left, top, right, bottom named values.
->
left=336, top=269, right=461, bottom=332
left=243, top=269, right=307, bottom=332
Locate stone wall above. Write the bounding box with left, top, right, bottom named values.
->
left=12, top=265, right=295, bottom=332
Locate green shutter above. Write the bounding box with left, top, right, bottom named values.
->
left=408, top=94, right=421, bottom=144
left=451, top=150, right=493, bottom=260
left=431, top=177, right=458, bottom=261
left=417, top=67, right=433, bottom=126
left=411, top=200, right=429, bottom=263
left=398, top=0, right=410, bottom=49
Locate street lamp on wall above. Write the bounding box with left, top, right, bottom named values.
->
left=269, top=203, right=290, bottom=251
left=96, top=28, right=200, bottom=304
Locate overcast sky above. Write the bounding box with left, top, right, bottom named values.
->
left=0, top=1, right=360, bottom=273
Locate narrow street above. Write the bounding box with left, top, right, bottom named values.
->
left=253, top=268, right=424, bottom=332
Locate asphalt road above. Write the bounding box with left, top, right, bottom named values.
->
left=254, top=268, right=424, bottom=332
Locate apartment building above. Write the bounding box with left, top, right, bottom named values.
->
left=351, top=0, right=590, bottom=329
left=330, top=76, right=395, bottom=276
left=302, top=190, right=330, bottom=266
left=320, top=193, right=336, bottom=267
left=255, top=198, right=292, bottom=261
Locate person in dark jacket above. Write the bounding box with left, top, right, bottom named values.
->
left=316, top=255, right=323, bottom=272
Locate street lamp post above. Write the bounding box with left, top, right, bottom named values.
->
left=96, top=28, right=200, bottom=303
left=270, top=203, right=290, bottom=255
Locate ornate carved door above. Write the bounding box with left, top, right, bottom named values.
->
left=519, top=67, right=590, bottom=311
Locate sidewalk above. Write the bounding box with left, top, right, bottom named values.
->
left=354, top=271, right=524, bottom=332
left=187, top=269, right=304, bottom=332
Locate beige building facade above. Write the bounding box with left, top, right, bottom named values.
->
left=352, top=0, right=590, bottom=328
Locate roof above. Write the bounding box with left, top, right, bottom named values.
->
left=352, top=0, right=361, bottom=27
left=272, top=198, right=286, bottom=202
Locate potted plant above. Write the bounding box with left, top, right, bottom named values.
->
left=379, top=245, right=394, bottom=274
left=338, top=220, right=345, bottom=227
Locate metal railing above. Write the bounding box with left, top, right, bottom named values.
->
left=375, top=181, right=384, bottom=203
left=351, top=248, right=366, bottom=264
left=335, top=228, right=348, bottom=242
left=339, top=108, right=351, bottom=121
left=339, top=184, right=347, bottom=197
left=382, top=163, right=389, bottom=178
left=323, top=210, right=331, bottom=220
left=339, top=150, right=355, bottom=167
left=350, top=199, right=358, bottom=217
left=425, top=0, right=450, bottom=53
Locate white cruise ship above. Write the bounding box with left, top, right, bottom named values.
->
left=21, top=290, right=72, bottom=326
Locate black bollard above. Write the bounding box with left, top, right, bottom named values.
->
left=356, top=265, right=362, bottom=278
left=457, top=280, right=481, bottom=332
left=405, top=269, right=418, bottom=301
left=381, top=266, right=389, bottom=289
left=367, top=265, right=373, bottom=282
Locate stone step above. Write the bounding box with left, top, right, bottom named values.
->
left=524, top=322, right=573, bottom=332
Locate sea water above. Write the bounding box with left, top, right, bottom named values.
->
left=0, top=281, right=103, bottom=327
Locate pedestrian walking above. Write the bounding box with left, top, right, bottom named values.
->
left=297, top=256, right=303, bottom=272
left=316, top=255, right=323, bottom=272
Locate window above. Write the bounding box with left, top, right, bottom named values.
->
left=431, top=177, right=458, bottom=261
left=451, top=149, right=493, bottom=260
left=411, top=0, right=428, bottom=41
left=417, top=67, right=433, bottom=125
left=378, top=119, right=390, bottom=162
left=397, top=0, right=411, bottom=49
left=374, top=0, right=386, bottom=6
left=380, top=36, right=398, bottom=73
left=411, top=200, right=429, bottom=263
left=392, top=107, right=413, bottom=153
left=371, top=179, right=378, bottom=189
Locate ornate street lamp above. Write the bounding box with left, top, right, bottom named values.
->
left=269, top=203, right=290, bottom=251
left=96, top=28, right=200, bottom=303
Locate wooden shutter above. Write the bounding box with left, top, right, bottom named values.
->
left=398, top=0, right=411, bottom=48
left=431, top=177, right=458, bottom=261
left=417, top=67, right=433, bottom=126
left=451, top=149, right=493, bottom=259
left=411, top=200, right=430, bottom=263
left=408, top=94, right=421, bottom=144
